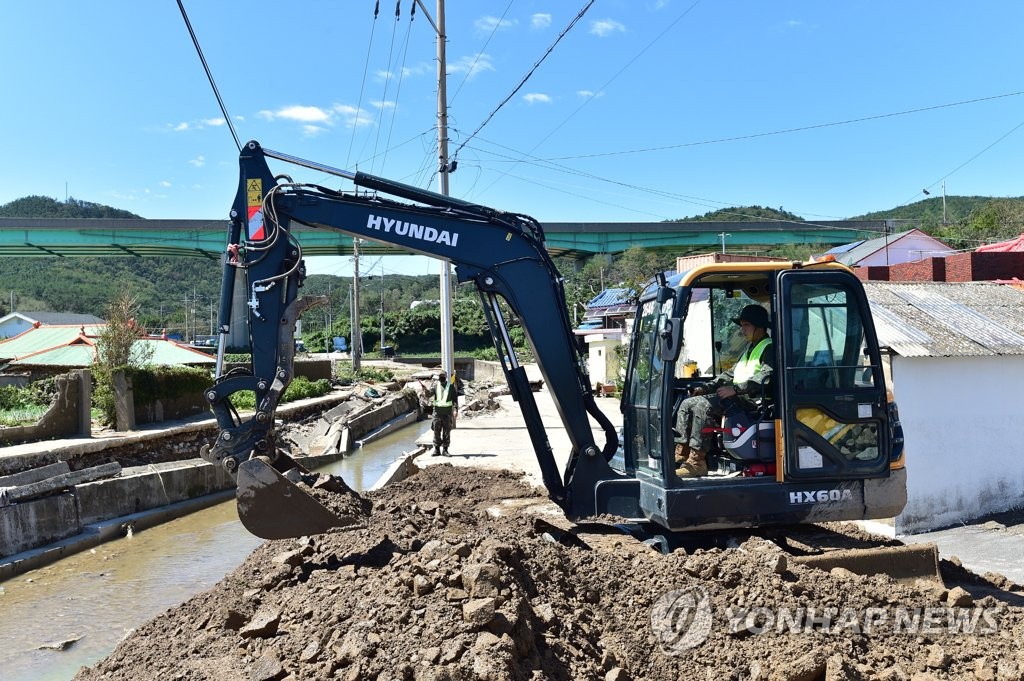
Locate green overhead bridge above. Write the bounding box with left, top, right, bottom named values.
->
left=0, top=217, right=908, bottom=260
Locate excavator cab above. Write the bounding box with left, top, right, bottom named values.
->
left=621, top=262, right=907, bottom=530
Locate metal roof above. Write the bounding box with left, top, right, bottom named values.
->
left=863, top=281, right=1024, bottom=357
left=586, top=288, right=631, bottom=308
left=0, top=325, right=105, bottom=360
left=0, top=312, right=105, bottom=325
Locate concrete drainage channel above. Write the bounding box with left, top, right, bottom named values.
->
left=0, top=385, right=427, bottom=581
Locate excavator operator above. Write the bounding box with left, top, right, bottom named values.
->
left=674, top=304, right=775, bottom=478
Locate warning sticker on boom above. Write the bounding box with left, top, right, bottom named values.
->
left=246, top=178, right=266, bottom=241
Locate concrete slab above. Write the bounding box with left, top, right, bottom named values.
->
left=416, top=379, right=624, bottom=490
left=901, top=507, right=1024, bottom=584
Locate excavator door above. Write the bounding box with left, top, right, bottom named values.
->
left=775, top=269, right=892, bottom=481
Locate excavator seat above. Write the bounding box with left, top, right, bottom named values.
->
left=713, top=404, right=775, bottom=463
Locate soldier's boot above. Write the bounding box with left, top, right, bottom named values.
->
left=432, top=445, right=442, bottom=457
left=674, top=442, right=689, bottom=466
left=675, top=449, right=708, bottom=478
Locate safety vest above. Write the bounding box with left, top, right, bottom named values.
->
left=434, top=381, right=454, bottom=407
left=733, top=337, right=771, bottom=385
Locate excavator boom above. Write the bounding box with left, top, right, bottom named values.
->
left=201, top=141, right=621, bottom=538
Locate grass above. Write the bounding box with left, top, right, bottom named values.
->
left=0, top=405, right=48, bottom=427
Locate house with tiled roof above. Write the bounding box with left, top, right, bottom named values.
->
left=0, top=323, right=213, bottom=379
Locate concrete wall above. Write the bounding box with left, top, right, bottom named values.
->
left=0, top=370, right=90, bottom=447
left=0, top=493, right=81, bottom=556
left=75, top=460, right=235, bottom=525
left=894, top=355, right=1024, bottom=533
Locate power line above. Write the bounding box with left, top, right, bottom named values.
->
left=448, top=0, right=515, bottom=107
left=544, top=90, right=1024, bottom=162
left=175, top=0, right=241, bottom=152
left=900, top=117, right=1024, bottom=207
left=449, top=0, right=596, bottom=165
left=346, top=0, right=381, bottom=169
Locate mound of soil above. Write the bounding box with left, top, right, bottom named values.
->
left=75, top=465, right=1024, bottom=681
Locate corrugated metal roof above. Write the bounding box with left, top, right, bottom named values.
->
left=8, top=345, right=97, bottom=366
left=0, top=325, right=105, bottom=359
left=7, top=339, right=214, bottom=368
left=586, top=288, right=630, bottom=309
left=863, top=281, right=1024, bottom=357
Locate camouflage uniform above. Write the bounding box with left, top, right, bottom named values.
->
left=675, top=338, right=775, bottom=452
left=430, top=375, right=458, bottom=455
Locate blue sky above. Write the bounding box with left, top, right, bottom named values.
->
left=3, top=1, right=1023, bottom=277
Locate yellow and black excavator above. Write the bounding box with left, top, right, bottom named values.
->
left=201, top=141, right=911, bottom=552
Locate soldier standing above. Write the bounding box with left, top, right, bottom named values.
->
left=430, top=370, right=458, bottom=456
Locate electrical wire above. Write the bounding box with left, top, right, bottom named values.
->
left=448, top=0, right=515, bottom=107
left=368, top=1, right=403, bottom=174
left=379, top=2, right=417, bottom=173
left=545, top=90, right=1024, bottom=162
left=900, top=116, right=1024, bottom=207
left=449, top=0, right=596, bottom=165
left=347, top=0, right=381, bottom=169
left=175, top=0, right=241, bottom=152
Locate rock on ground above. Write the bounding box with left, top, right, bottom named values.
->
left=74, top=465, right=1024, bottom=681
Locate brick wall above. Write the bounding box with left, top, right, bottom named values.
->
left=945, top=252, right=1024, bottom=282
left=856, top=252, right=1024, bottom=282
left=887, top=257, right=946, bottom=282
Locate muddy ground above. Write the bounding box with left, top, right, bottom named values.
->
left=75, top=464, right=1024, bottom=681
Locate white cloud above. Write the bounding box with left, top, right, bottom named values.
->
left=577, top=90, right=603, bottom=99
left=189, top=155, right=205, bottom=168
left=272, top=105, right=332, bottom=123
left=531, top=13, right=551, bottom=29
left=203, top=118, right=225, bottom=127
left=448, top=53, right=495, bottom=80
left=375, top=68, right=394, bottom=81
left=333, top=103, right=375, bottom=129
left=159, top=180, right=172, bottom=188
left=302, top=125, right=327, bottom=137
left=372, top=100, right=396, bottom=110
left=402, top=62, right=433, bottom=78
left=590, top=19, right=625, bottom=37
left=475, top=15, right=516, bottom=33
left=174, top=122, right=189, bottom=132
left=523, top=93, right=551, bottom=105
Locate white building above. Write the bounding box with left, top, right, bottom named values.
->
left=0, top=311, right=105, bottom=339
left=863, top=281, right=1024, bottom=533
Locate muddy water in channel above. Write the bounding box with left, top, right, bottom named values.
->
left=1, top=424, right=429, bottom=681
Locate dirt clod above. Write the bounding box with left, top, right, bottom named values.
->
left=74, top=464, right=1024, bottom=681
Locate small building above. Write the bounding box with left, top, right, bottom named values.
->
left=577, top=289, right=631, bottom=391
left=863, top=281, right=1024, bottom=533
left=819, top=229, right=956, bottom=267
left=0, top=323, right=214, bottom=380
left=0, top=311, right=104, bottom=339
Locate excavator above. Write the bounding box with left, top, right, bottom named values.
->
left=201, top=141, right=914, bottom=564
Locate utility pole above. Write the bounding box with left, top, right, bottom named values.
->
left=942, top=180, right=947, bottom=225
left=416, top=0, right=455, bottom=378
left=352, top=241, right=361, bottom=372
left=379, top=263, right=386, bottom=351
left=718, top=232, right=730, bottom=254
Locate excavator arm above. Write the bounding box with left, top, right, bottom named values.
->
left=201, top=141, right=622, bottom=538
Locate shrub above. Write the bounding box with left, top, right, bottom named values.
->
left=228, top=376, right=332, bottom=410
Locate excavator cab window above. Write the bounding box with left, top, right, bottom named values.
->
left=778, top=271, right=890, bottom=480
left=626, top=298, right=674, bottom=473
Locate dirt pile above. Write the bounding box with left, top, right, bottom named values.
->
left=75, top=465, right=1024, bottom=681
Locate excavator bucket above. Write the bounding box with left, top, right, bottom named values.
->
left=792, top=542, right=943, bottom=586
left=235, top=458, right=365, bottom=540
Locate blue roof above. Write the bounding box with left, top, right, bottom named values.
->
left=586, top=288, right=631, bottom=309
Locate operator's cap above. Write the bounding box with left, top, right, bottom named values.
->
left=732, top=304, right=769, bottom=329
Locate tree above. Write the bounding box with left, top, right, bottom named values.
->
left=93, top=290, right=155, bottom=425
left=611, top=246, right=673, bottom=302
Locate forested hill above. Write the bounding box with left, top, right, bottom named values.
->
left=0, top=196, right=444, bottom=337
